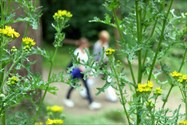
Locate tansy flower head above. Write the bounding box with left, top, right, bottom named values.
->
left=7, top=76, right=19, bottom=85
left=154, top=87, right=162, bottom=95
left=179, top=120, right=187, bottom=125
left=53, top=10, right=72, bottom=20
left=23, top=45, right=32, bottom=52
left=22, top=37, right=36, bottom=46
left=170, top=71, right=182, bottom=78
left=11, top=46, right=17, bottom=53
left=105, top=48, right=115, bottom=56
left=178, top=74, right=187, bottom=84
left=47, top=105, right=63, bottom=113
left=22, top=37, right=36, bottom=52
left=0, top=26, right=20, bottom=39
left=137, top=81, right=154, bottom=93
left=46, top=119, right=64, bottom=125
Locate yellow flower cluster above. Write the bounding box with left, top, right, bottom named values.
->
left=53, top=10, right=72, bottom=20
left=170, top=71, right=182, bottom=78
left=22, top=37, right=36, bottom=52
left=105, top=48, right=115, bottom=56
left=137, top=81, right=153, bottom=93
left=46, top=119, right=64, bottom=125
left=11, top=46, right=17, bottom=52
left=179, top=120, right=187, bottom=125
left=0, top=26, right=20, bottom=39
left=170, top=71, right=187, bottom=84
left=7, top=76, right=19, bottom=85
left=47, top=105, right=63, bottom=113
left=154, top=87, right=162, bottom=95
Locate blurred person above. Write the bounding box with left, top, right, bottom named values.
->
left=80, top=31, right=118, bottom=102
left=64, top=38, right=101, bottom=110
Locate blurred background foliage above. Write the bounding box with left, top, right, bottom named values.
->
left=41, top=0, right=113, bottom=43
left=40, top=0, right=187, bottom=71
left=41, top=0, right=186, bottom=44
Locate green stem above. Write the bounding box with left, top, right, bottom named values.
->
left=110, top=59, right=131, bottom=125
left=33, top=47, right=59, bottom=124
left=162, top=85, right=173, bottom=108
left=135, top=0, right=143, bottom=84
left=23, top=23, right=29, bottom=37
left=162, top=47, right=186, bottom=108
left=112, top=10, right=136, bottom=85
left=0, top=0, right=5, bottom=88
left=147, top=0, right=174, bottom=81
left=178, top=48, right=187, bottom=72
left=142, top=19, right=158, bottom=67
left=135, top=0, right=143, bottom=124
left=2, top=110, right=5, bottom=125
left=185, top=94, right=187, bottom=119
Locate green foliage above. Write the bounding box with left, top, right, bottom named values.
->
left=41, top=0, right=112, bottom=42
left=73, top=0, right=187, bottom=125
left=0, top=0, right=72, bottom=125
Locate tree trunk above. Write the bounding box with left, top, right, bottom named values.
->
left=11, top=0, right=42, bottom=102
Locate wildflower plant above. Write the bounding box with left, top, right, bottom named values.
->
left=73, top=0, right=187, bottom=124
left=0, top=0, right=71, bottom=125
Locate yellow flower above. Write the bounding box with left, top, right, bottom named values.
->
left=22, top=37, right=36, bottom=52
left=147, top=81, right=153, bottom=88
left=0, top=26, right=20, bottom=38
left=53, top=10, right=72, bottom=20
left=154, top=87, right=162, bottom=95
left=179, top=120, right=187, bottom=125
left=105, top=48, right=115, bottom=56
left=7, top=76, right=19, bottom=85
left=46, top=119, right=64, bottom=125
left=47, top=105, right=63, bottom=113
left=170, top=71, right=182, bottom=78
left=178, top=74, right=187, bottom=83
left=137, top=81, right=154, bottom=93
left=11, top=46, right=17, bottom=52
left=22, top=37, right=36, bottom=46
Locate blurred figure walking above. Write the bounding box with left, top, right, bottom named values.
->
left=80, top=31, right=118, bottom=102
left=64, top=38, right=101, bottom=110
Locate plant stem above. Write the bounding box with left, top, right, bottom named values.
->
left=178, top=48, right=187, bottom=72
left=184, top=87, right=187, bottom=120
left=135, top=0, right=143, bottom=124
left=0, top=0, right=5, bottom=88
left=33, top=47, right=58, bottom=124
left=110, top=60, right=131, bottom=125
left=2, top=110, right=5, bottom=125
left=142, top=19, right=158, bottom=67
left=23, top=22, right=29, bottom=37
left=147, top=0, right=174, bottom=81
left=162, top=85, right=173, bottom=108
left=135, top=0, right=143, bottom=84
left=112, top=10, right=136, bottom=85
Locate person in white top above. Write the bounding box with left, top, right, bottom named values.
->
left=80, top=31, right=118, bottom=102
left=64, top=38, right=101, bottom=110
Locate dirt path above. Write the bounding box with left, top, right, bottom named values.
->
left=43, top=69, right=185, bottom=116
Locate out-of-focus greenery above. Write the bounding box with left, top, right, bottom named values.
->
left=41, top=0, right=186, bottom=44
left=42, top=44, right=76, bottom=69
left=6, top=107, right=125, bottom=125
left=41, top=0, right=112, bottom=43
